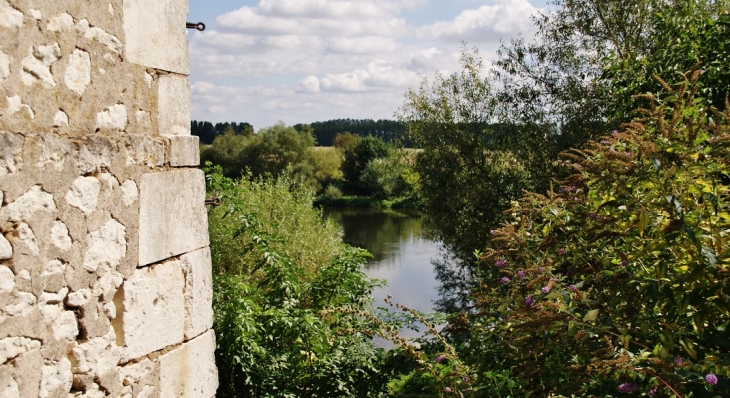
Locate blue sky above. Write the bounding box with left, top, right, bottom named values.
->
left=187, top=0, right=550, bottom=129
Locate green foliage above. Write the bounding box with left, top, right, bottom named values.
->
left=201, top=122, right=340, bottom=193
left=341, top=135, right=390, bottom=189
left=469, top=77, right=730, bottom=396
left=206, top=166, right=392, bottom=397
left=398, top=48, right=531, bottom=255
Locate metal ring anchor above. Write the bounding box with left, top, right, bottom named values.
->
left=186, top=22, right=206, bottom=31
left=205, top=197, right=221, bottom=207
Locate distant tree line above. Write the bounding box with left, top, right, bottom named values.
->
left=293, top=119, right=408, bottom=147
left=191, top=121, right=253, bottom=145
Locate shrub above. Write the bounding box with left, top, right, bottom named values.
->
left=470, top=75, right=730, bottom=396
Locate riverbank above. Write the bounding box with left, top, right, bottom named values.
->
left=314, top=195, right=424, bottom=210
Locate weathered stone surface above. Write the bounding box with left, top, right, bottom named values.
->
left=2, top=291, right=35, bottom=317
left=0, top=368, right=19, bottom=398
left=50, top=221, right=72, bottom=251
left=165, top=135, right=199, bottom=167
left=159, top=330, right=218, bottom=398
left=119, top=262, right=184, bottom=360
left=158, top=75, right=190, bottom=136
left=119, top=358, right=159, bottom=398
left=82, top=220, right=126, bottom=273
left=47, top=13, right=73, bottom=32
left=39, top=304, right=77, bottom=341
left=0, top=266, right=13, bottom=292
left=52, top=111, right=68, bottom=127
left=39, top=357, right=72, bottom=398
left=4, top=95, right=34, bottom=120
left=64, top=49, right=91, bottom=96
left=120, top=180, right=137, bottom=206
left=181, top=248, right=213, bottom=339
left=123, top=135, right=165, bottom=168
left=0, top=235, right=11, bottom=260
left=0, top=1, right=23, bottom=28
left=66, top=177, right=101, bottom=214
left=29, top=9, right=42, bottom=20
left=16, top=223, right=39, bottom=256
left=21, top=44, right=62, bottom=87
left=96, top=104, right=128, bottom=131
left=0, top=337, right=41, bottom=364
left=0, top=49, right=9, bottom=84
left=71, top=328, right=120, bottom=380
left=138, top=170, right=209, bottom=266
left=4, top=185, right=56, bottom=222
left=76, top=19, right=123, bottom=55
left=0, top=132, right=24, bottom=177
left=13, top=349, right=42, bottom=397
left=65, top=289, right=91, bottom=308
left=123, top=0, right=189, bottom=74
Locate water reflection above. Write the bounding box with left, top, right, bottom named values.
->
left=322, top=207, right=440, bottom=314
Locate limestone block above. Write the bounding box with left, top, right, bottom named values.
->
left=158, top=330, right=217, bottom=398
left=64, top=49, right=91, bottom=96
left=11, top=348, right=42, bottom=397
left=21, top=44, right=62, bottom=87
left=4, top=185, right=56, bottom=222
left=0, top=337, right=41, bottom=364
left=76, top=19, right=123, bottom=56
left=16, top=223, right=39, bottom=256
left=122, top=135, right=166, bottom=168
left=2, top=291, right=35, bottom=317
left=4, top=95, right=34, bottom=120
left=138, top=170, right=209, bottom=266
left=120, top=180, right=138, bottom=206
left=66, top=176, right=101, bottom=214
left=96, top=104, right=128, bottom=131
left=165, top=135, right=199, bottom=167
left=0, top=49, right=10, bottom=84
left=65, top=289, right=91, bottom=308
left=158, top=75, right=191, bottom=135
left=52, top=111, right=68, bottom=127
left=82, top=220, right=126, bottom=273
left=181, top=248, right=213, bottom=339
left=47, top=13, right=73, bottom=32
left=50, top=221, right=72, bottom=251
left=0, top=266, right=13, bottom=292
left=92, top=271, right=123, bottom=302
left=119, top=262, right=185, bottom=360
left=119, top=358, right=159, bottom=397
left=39, top=304, right=77, bottom=341
left=0, top=235, right=10, bottom=260
left=123, top=0, right=189, bottom=74
left=29, top=9, right=42, bottom=20
left=0, top=132, right=24, bottom=177
left=75, top=136, right=117, bottom=174
left=71, top=328, right=120, bottom=380
left=0, top=1, right=23, bottom=28
left=39, top=357, right=72, bottom=398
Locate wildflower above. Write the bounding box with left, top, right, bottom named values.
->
left=444, top=387, right=452, bottom=393
left=541, top=286, right=551, bottom=294
left=648, top=388, right=657, bottom=396
left=620, top=260, right=629, bottom=267
left=500, top=277, right=511, bottom=284
left=463, top=376, right=470, bottom=383
left=525, top=296, right=535, bottom=307
left=705, top=374, right=718, bottom=385
left=556, top=248, right=567, bottom=255
left=490, top=230, right=496, bottom=235
left=517, top=270, right=526, bottom=278
left=601, top=140, right=611, bottom=145
left=618, top=383, right=638, bottom=393
left=613, top=130, right=620, bottom=135
left=435, top=355, right=446, bottom=363
left=589, top=213, right=597, bottom=220
left=673, top=357, right=683, bottom=366
left=549, top=277, right=557, bottom=282
left=538, top=267, right=545, bottom=272
left=568, top=285, right=578, bottom=292
left=495, top=259, right=507, bottom=267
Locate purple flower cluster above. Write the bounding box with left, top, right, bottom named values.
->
left=674, top=357, right=683, bottom=366
left=500, top=277, right=511, bottom=284
left=706, top=374, right=718, bottom=385
left=648, top=388, right=657, bottom=396
left=541, top=286, right=551, bottom=294
left=517, top=270, right=526, bottom=278
left=524, top=296, right=535, bottom=307
left=556, top=248, right=567, bottom=255
left=435, top=354, right=446, bottom=363
left=495, top=259, right=507, bottom=267
left=568, top=285, right=578, bottom=292
left=618, top=383, right=639, bottom=393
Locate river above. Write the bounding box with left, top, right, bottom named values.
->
left=323, top=207, right=443, bottom=346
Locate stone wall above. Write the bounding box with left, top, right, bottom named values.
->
left=0, top=0, right=218, bottom=397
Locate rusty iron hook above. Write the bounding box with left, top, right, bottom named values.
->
left=186, top=22, right=206, bottom=31
left=205, top=197, right=221, bottom=207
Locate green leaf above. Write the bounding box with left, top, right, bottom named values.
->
left=583, top=309, right=599, bottom=322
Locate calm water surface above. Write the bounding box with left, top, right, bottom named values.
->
left=323, top=207, right=442, bottom=341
